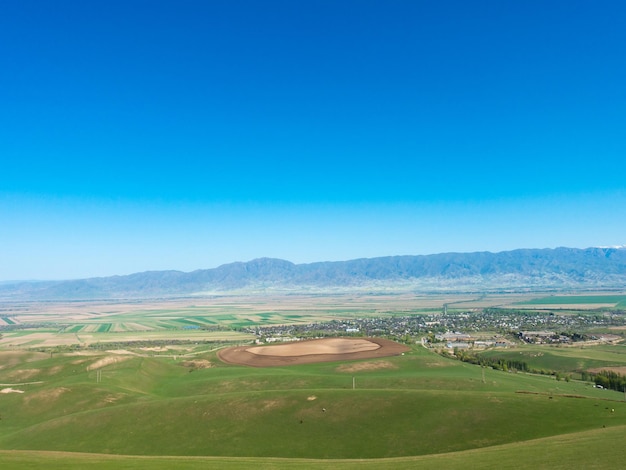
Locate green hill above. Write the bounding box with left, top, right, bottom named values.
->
left=1, top=344, right=626, bottom=466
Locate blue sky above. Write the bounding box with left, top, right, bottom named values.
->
left=1, top=0, right=625, bottom=280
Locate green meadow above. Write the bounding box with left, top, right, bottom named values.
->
left=1, top=426, right=626, bottom=470
left=2, top=342, right=626, bottom=468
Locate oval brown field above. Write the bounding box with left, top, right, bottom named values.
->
left=217, top=337, right=410, bottom=367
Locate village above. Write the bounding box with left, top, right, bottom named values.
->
left=244, top=307, right=626, bottom=349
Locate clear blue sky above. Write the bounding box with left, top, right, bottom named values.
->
left=1, top=0, right=625, bottom=280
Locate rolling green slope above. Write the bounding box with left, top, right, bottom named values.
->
left=1, top=426, right=626, bottom=469
left=1, top=345, right=626, bottom=464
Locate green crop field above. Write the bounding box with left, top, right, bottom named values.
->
left=516, top=294, right=626, bottom=308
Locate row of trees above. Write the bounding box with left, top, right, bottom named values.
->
left=450, top=349, right=570, bottom=379
left=593, top=370, right=626, bottom=392
left=450, top=349, right=626, bottom=388
left=452, top=349, right=533, bottom=373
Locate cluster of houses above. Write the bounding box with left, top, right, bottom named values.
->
left=518, top=331, right=566, bottom=344
left=435, top=332, right=511, bottom=350
left=518, top=331, right=623, bottom=344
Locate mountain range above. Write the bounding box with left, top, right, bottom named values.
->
left=1, top=246, right=626, bottom=300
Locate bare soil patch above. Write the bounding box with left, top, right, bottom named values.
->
left=47, top=366, right=63, bottom=376
left=336, top=360, right=397, bottom=373
left=24, top=387, right=70, bottom=405
left=180, top=359, right=213, bottom=369
left=4, top=369, right=40, bottom=382
left=0, top=388, right=24, bottom=394
left=70, top=358, right=91, bottom=365
left=101, top=393, right=125, bottom=405
left=248, top=338, right=379, bottom=357
left=86, top=355, right=133, bottom=371
left=218, top=337, right=409, bottom=367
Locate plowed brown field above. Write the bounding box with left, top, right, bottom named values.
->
left=217, top=337, right=409, bottom=367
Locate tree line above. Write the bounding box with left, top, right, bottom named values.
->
left=450, top=349, right=626, bottom=389
left=592, top=370, right=626, bottom=392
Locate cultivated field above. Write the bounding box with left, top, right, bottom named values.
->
left=513, top=293, right=626, bottom=310
left=218, top=337, right=409, bottom=366
left=0, top=293, right=473, bottom=348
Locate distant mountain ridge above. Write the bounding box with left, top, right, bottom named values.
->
left=2, top=246, right=626, bottom=300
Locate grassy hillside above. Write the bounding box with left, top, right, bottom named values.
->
left=2, top=425, right=626, bottom=469
left=2, top=343, right=626, bottom=465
